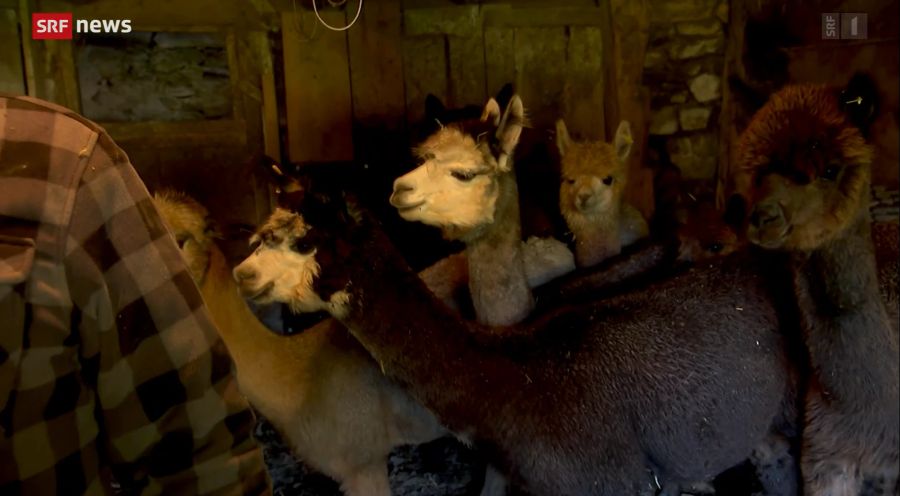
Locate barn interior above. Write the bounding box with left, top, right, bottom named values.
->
left=1, top=0, right=898, bottom=494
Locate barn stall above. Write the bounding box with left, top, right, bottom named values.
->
left=1, top=0, right=898, bottom=494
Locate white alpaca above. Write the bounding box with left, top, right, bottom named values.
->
left=390, top=96, right=574, bottom=327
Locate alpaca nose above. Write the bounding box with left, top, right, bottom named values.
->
left=576, top=190, right=594, bottom=208
left=393, top=179, right=413, bottom=195
left=390, top=179, right=415, bottom=207
left=233, top=265, right=257, bottom=285
left=749, top=202, right=785, bottom=230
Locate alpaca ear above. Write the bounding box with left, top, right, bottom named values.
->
left=494, top=95, right=525, bottom=171
left=839, top=72, right=879, bottom=138
left=494, top=83, right=514, bottom=112
left=481, top=98, right=502, bottom=126
left=203, top=216, right=223, bottom=240
left=614, top=121, right=633, bottom=163
left=262, top=156, right=303, bottom=197
left=723, top=194, right=748, bottom=232
left=555, top=119, right=572, bottom=157
left=425, top=94, right=446, bottom=122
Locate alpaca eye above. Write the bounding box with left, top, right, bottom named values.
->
left=821, top=164, right=841, bottom=181
left=249, top=239, right=261, bottom=251
left=603, top=175, right=614, bottom=186
left=295, top=240, right=315, bottom=255
left=564, top=177, right=575, bottom=185
left=707, top=242, right=724, bottom=253
left=176, top=235, right=190, bottom=249
left=451, top=171, right=475, bottom=182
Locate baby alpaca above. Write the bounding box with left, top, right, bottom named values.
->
left=557, top=119, right=649, bottom=267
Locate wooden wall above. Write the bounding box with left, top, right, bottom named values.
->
left=8, top=0, right=282, bottom=262
left=277, top=0, right=663, bottom=224
left=281, top=0, right=619, bottom=164
left=720, top=0, right=900, bottom=198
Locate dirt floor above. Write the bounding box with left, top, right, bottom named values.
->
left=254, top=417, right=486, bottom=496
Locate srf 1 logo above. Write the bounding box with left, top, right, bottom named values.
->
left=33, top=13, right=73, bottom=39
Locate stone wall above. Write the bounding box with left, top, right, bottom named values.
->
left=872, top=186, right=900, bottom=224
left=642, top=0, right=728, bottom=182
left=76, top=32, right=232, bottom=122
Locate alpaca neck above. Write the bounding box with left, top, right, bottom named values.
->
left=800, top=215, right=881, bottom=312
left=338, top=235, right=527, bottom=434
left=200, top=246, right=312, bottom=391
left=463, top=172, right=534, bottom=326
left=794, top=212, right=898, bottom=406
left=567, top=201, right=622, bottom=267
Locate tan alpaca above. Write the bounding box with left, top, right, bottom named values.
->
left=152, top=191, right=495, bottom=496
left=391, top=96, right=575, bottom=327
left=556, top=119, right=649, bottom=267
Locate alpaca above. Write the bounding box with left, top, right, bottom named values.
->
left=233, top=111, right=803, bottom=495
left=153, top=191, right=495, bottom=496
left=391, top=96, right=574, bottom=326
left=675, top=195, right=741, bottom=263
left=556, top=119, right=649, bottom=267
left=734, top=76, right=899, bottom=495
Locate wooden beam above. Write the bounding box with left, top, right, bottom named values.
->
left=347, top=0, right=406, bottom=128
left=402, top=35, right=447, bottom=126
left=102, top=120, right=248, bottom=148
left=483, top=5, right=605, bottom=27
left=282, top=9, right=354, bottom=163
left=0, top=7, right=25, bottom=94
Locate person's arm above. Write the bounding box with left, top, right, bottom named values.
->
left=64, top=132, right=269, bottom=494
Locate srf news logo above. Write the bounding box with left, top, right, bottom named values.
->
left=32, top=13, right=132, bottom=39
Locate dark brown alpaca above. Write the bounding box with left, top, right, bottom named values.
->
left=233, top=113, right=803, bottom=494
left=734, top=75, right=899, bottom=495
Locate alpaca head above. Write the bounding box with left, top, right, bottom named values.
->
left=233, top=177, right=361, bottom=316
left=733, top=74, right=876, bottom=251
left=389, top=95, right=526, bottom=237
left=557, top=120, right=632, bottom=218
left=153, top=190, right=218, bottom=284
left=676, top=197, right=741, bottom=262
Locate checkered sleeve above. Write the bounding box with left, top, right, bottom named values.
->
left=63, top=132, right=269, bottom=495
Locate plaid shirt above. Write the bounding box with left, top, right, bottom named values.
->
left=0, top=95, right=269, bottom=495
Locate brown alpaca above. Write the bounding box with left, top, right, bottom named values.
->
left=152, top=191, right=501, bottom=496
left=390, top=96, right=574, bottom=327
left=556, top=119, right=649, bottom=267
left=675, top=196, right=741, bottom=263
left=734, top=78, right=899, bottom=495
left=233, top=110, right=804, bottom=494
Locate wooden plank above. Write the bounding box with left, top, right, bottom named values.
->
left=282, top=9, right=354, bottom=163
left=0, top=7, right=25, bottom=94
left=254, top=33, right=280, bottom=159
left=512, top=27, right=567, bottom=129
left=483, top=5, right=605, bottom=27
left=484, top=27, right=516, bottom=98
left=447, top=33, right=486, bottom=107
left=608, top=0, right=653, bottom=215
left=402, top=35, right=447, bottom=126
left=404, top=4, right=480, bottom=37
left=347, top=0, right=406, bottom=128
left=17, top=0, right=35, bottom=96
left=561, top=26, right=605, bottom=140
left=50, top=0, right=269, bottom=29
left=103, top=120, right=248, bottom=148
left=41, top=40, right=81, bottom=111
